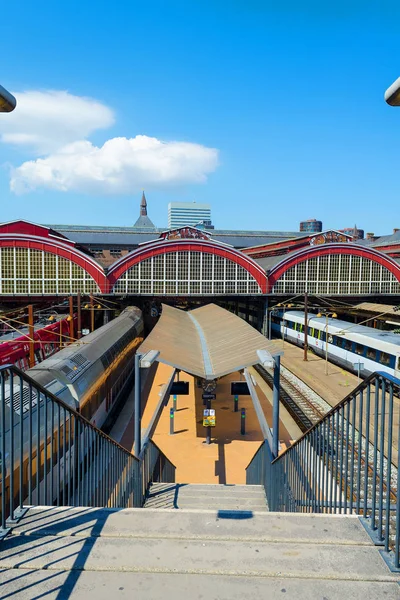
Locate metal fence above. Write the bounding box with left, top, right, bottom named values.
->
left=246, top=371, right=400, bottom=570
left=0, top=364, right=173, bottom=538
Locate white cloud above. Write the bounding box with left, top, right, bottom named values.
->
left=0, top=90, right=115, bottom=154
left=0, top=89, right=219, bottom=194
left=10, top=136, right=219, bottom=195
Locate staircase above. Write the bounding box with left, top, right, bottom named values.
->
left=144, top=483, right=268, bottom=511
left=1, top=505, right=399, bottom=598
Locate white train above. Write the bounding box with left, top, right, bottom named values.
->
left=271, top=310, right=400, bottom=379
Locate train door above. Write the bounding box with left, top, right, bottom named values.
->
left=395, top=355, right=400, bottom=379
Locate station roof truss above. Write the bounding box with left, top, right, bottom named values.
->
left=139, top=303, right=282, bottom=380
left=2, top=221, right=400, bottom=299
left=108, top=238, right=268, bottom=295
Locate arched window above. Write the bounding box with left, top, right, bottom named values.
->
left=112, top=251, right=262, bottom=295
left=272, top=254, right=400, bottom=295
left=0, top=247, right=100, bottom=295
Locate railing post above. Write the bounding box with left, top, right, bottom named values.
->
left=0, top=371, right=10, bottom=539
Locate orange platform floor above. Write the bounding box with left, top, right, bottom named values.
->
left=148, top=368, right=294, bottom=484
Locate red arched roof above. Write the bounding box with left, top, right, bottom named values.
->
left=0, top=234, right=107, bottom=292
left=267, top=243, right=400, bottom=292
left=108, top=239, right=268, bottom=293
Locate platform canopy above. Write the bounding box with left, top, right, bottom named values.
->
left=139, top=303, right=282, bottom=380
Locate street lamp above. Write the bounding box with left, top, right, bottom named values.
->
left=0, top=85, right=16, bottom=112
left=385, top=78, right=400, bottom=106
left=256, top=349, right=274, bottom=369
left=134, top=350, right=160, bottom=456
left=317, top=312, right=337, bottom=375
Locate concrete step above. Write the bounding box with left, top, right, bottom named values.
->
left=144, top=483, right=268, bottom=510
left=1, top=568, right=399, bottom=600
left=7, top=506, right=377, bottom=544
left=147, top=483, right=267, bottom=497
left=2, top=506, right=399, bottom=599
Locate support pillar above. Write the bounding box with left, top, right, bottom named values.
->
left=69, top=296, right=74, bottom=341
left=28, top=305, right=34, bottom=368
left=134, top=354, right=141, bottom=457
left=262, top=298, right=269, bottom=337
left=272, top=355, right=280, bottom=459
left=90, top=294, right=95, bottom=332
left=77, top=292, right=82, bottom=339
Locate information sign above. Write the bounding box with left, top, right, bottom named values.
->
left=203, top=409, right=216, bottom=427
left=171, top=381, right=189, bottom=395
left=231, top=382, right=250, bottom=396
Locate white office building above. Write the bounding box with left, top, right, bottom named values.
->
left=168, top=202, right=212, bottom=229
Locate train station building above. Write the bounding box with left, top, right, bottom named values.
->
left=1, top=217, right=400, bottom=306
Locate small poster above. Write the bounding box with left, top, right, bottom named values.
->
left=203, top=409, right=216, bottom=427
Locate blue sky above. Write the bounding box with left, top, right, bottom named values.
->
left=1, top=0, right=400, bottom=234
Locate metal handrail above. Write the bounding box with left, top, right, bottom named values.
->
left=272, top=370, right=398, bottom=463
left=0, top=363, right=142, bottom=536
left=246, top=371, right=400, bottom=570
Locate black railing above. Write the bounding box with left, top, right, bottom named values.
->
left=246, top=371, right=400, bottom=570
left=0, top=364, right=174, bottom=538
left=139, top=439, right=176, bottom=506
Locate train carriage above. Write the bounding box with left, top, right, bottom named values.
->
left=0, top=315, right=78, bottom=371
left=272, top=310, right=400, bottom=379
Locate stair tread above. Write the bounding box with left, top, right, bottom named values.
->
left=1, top=531, right=396, bottom=582
left=12, top=506, right=376, bottom=545
left=2, top=568, right=399, bottom=599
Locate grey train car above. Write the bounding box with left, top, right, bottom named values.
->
left=1, top=306, right=143, bottom=510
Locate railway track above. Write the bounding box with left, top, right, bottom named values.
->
left=254, top=363, right=328, bottom=432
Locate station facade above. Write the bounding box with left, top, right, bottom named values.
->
left=1, top=220, right=400, bottom=301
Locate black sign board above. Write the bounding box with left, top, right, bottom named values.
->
left=231, top=382, right=250, bottom=396
left=171, top=381, right=189, bottom=396
left=202, top=393, right=216, bottom=401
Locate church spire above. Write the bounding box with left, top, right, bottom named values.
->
left=140, top=191, right=147, bottom=216
left=133, top=191, right=156, bottom=230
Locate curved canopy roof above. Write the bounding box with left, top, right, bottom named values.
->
left=139, top=303, right=282, bottom=380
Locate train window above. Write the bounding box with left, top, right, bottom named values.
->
left=355, top=344, right=364, bottom=355
left=344, top=340, right=352, bottom=351
left=299, top=324, right=304, bottom=333
left=366, top=347, right=376, bottom=361
left=332, top=336, right=339, bottom=346
left=309, top=327, right=314, bottom=337
left=379, top=352, right=391, bottom=366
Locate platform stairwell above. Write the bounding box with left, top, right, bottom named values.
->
left=1, top=505, right=399, bottom=598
